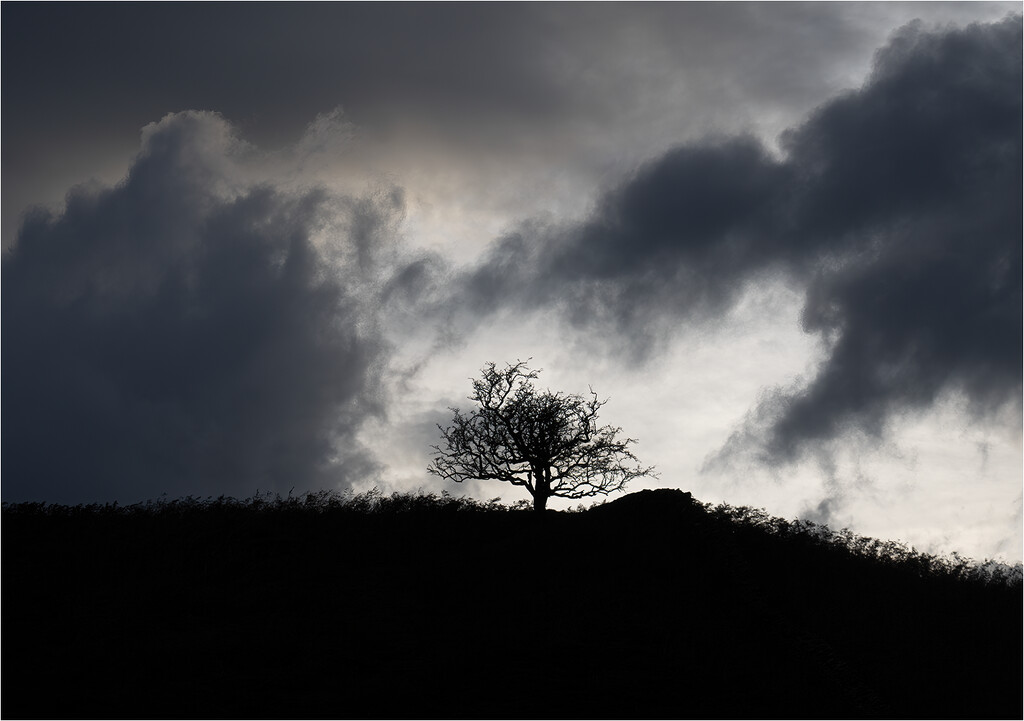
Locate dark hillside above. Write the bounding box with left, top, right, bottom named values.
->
left=3, top=489, right=1021, bottom=719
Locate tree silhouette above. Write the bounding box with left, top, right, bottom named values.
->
left=429, top=360, right=655, bottom=512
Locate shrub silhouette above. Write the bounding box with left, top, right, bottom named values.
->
left=428, top=359, right=655, bottom=511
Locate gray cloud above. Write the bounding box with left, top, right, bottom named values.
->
left=2, top=112, right=408, bottom=503
left=7, top=3, right=1012, bottom=255
left=800, top=496, right=843, bottom=528
left=456, top=16, right=1022, bottom=464
left=757, top=16, right=1022, bottom=461
left=0, top=4, right=905, bottom=146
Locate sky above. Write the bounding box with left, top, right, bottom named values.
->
left=3, top=3, right=1021, bottom=564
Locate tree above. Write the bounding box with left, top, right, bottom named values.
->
left=428, top=360, right=656, bottom=512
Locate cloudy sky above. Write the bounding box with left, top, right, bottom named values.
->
left=3, top=3, right=1021, bottom=563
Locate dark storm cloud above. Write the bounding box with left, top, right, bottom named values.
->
left=2, top=3, right=575, bottom=253
left=0, top=3, right=571, bottom=153
left=459, top=16, right=1023, bottom=463
left=737, top=15, right=1023, bottom=464
left=7, top=3, right=1010, bottom=254
left=2, top=112, right=406, bottom=503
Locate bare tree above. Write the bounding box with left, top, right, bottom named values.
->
left=429, top=360, right=656, bottom=512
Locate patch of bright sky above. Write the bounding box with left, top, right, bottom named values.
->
left=355, top=265, right=1022, bottom=564
left=356, top=278, right=819, bottom=512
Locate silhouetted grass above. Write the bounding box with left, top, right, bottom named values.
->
left=3, top=488, right=1020, bottom=719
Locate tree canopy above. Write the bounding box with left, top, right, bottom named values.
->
left=429, top=360, right=655, bottom=511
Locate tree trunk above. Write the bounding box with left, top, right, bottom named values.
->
left=533, top=469, right=550, bottom=512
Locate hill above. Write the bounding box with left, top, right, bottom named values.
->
left=3, top=488, right=1021, bottom=719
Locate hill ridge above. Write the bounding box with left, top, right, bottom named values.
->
left=3, top=487, right=1021, bottom=718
